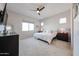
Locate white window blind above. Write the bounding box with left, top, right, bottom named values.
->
left=22, top=22, right=34, bottom=31
left=59, top=17, right=67, bottom=24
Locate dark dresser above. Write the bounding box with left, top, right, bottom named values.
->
left=56, top=32, right=69, bottom=42
left=0, top=33, right=19, bottom=56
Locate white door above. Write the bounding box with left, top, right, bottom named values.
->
left=74, top=5, right=79, bottom=56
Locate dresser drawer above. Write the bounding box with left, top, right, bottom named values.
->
left=57, top=33, right=68, bottom=42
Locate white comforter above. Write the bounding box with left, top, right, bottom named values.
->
left=33, top=32, right=57, bottom=44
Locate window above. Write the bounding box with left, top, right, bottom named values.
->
left=41, top=22, right=44, bottom=26
left=0, top=25, right=4, bottom=32
left=29, top=23, right=34, bottom=31
left=59, top=17, right=67, bottom=24
left=22, top=22, right=34, bottom=31
left=6, top=26, right=12, bottom=31
left=22, top=22, right=28, bottom=31
left=41, top=22, right=44, bottom=31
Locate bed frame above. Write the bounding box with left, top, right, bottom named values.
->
left=37, top=38, right=49, bottom=44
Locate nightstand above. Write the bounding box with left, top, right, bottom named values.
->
left=56, top=32, right=69, bottom=42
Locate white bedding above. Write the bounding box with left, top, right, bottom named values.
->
left=33, top=32, right=57, bottom=44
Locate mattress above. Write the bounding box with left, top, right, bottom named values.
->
left=33, top=32, right=57, bottom=44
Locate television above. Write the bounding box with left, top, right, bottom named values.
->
left=0, top=10, right=3, bottom=23
left=0, top=3, right=8, bottom=24
left=0, top=3, right=8, bottom=34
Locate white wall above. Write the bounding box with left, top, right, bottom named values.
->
left=41, top=10, right=71, bottom=42
left=7, top=10, right=40, bottom=40
left=42, top=10, right=71, bottom=32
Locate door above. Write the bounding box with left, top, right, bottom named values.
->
left=74, top=4, right=79, bottom=56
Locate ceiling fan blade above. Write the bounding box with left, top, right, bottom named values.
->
left=39, top=6, right=45, bottom=11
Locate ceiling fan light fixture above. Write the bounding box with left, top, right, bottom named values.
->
left=37, top=10, right=40, bottom=13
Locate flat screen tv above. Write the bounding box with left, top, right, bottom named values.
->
left=0, top=10, right=3, bottom=23
left=0, top=3, right=8, bottom=25
left=0, top=3, right=8, bottom=34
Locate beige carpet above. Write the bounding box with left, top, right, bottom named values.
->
left=19, top=37, right=72, bottom=56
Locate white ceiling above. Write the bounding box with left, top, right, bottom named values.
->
left=7, top=3, right=72, bottom=20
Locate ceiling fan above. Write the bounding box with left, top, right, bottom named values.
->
left=32, top=6, right=45, bottom=15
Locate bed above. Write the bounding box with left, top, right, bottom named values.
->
left=33, top=32, right=57, bottom=44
